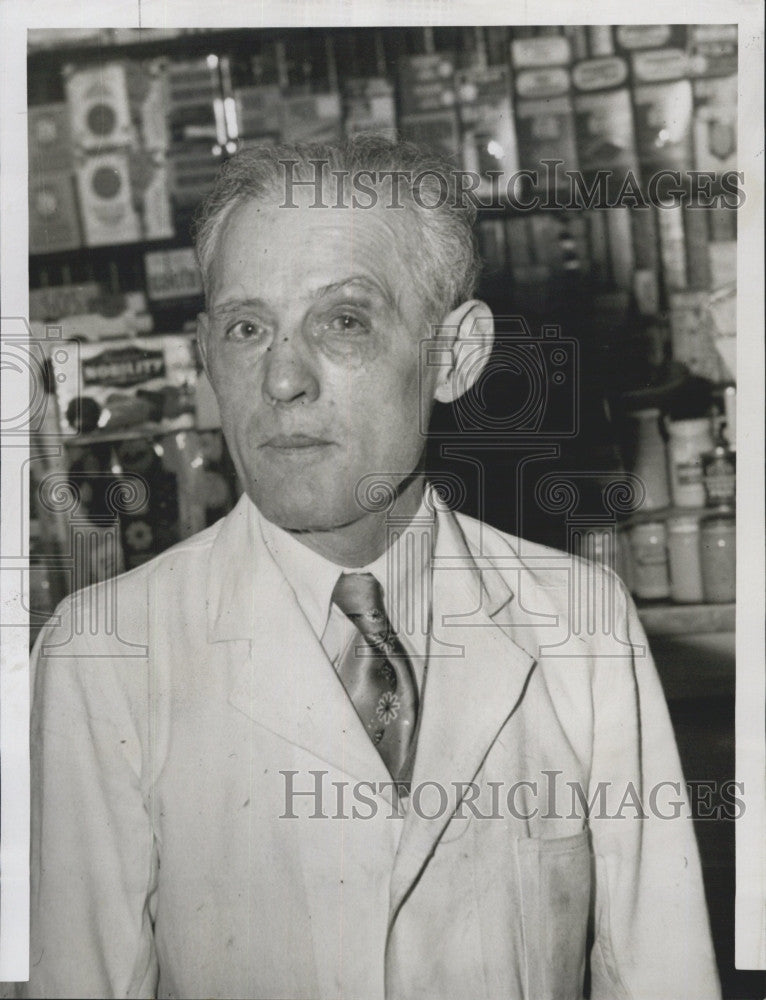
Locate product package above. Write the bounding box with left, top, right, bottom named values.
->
left=144, top=247, right=204, bottom=302
left=456, top=64, right=518, bottom=195
left=29, top=171, right=82, bottom=253
left=75, top=150, right=142, bottom=246
left=64, top=62, right=136, bottom=150
left=571, top=56, right=638, bottom=184
left=51, top=334, right=198, bottom=437
left=512, top=61, right=578, bottom=196
left=632, top=50, right=694, bottom=177
left=28, top=103, right=74, bottom=174
left=397, top=53, right=456, bottom=117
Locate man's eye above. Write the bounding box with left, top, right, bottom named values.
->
left=326, top=314, right=367, bottom=334
left=225, top=320, right=266, bottom=341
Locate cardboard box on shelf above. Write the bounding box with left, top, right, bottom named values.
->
left=572, top=57, right=638, bottom=178
left=144, top=247, right=204, bottom=302
left=64, top=62, right=136, bottom=151
left=75, top=150, right=141, bottom=246
left=31, top=291, right=154, bottom=342
left=129, top=149, right=174, bottom=240
left=633, top=77, right=694, bottom=176
left=29, top=171, right=82, bottom=254
left=456, top=65, right=518, bottom=192
left=126, top=58, right=170, bottom=151
left=513, top=66, right=578, bottom=194
left=28, top=103, right=74, bottom=174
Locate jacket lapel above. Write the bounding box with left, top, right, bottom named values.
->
left=207, top=495, right=392, bottom=791
left=388, top=508, right=537, bottom=922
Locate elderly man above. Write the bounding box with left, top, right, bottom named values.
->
left=24, top=137, right=720, bottom=999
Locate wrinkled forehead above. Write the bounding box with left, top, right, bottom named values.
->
left=209, top=188, right=426, bottom=306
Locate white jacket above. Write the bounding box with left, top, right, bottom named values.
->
left=23, top=493, right=720, bottom=999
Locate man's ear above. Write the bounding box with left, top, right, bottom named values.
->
left=196, top=312, right=211, bottom=378
left=432, top=299, right=494, bottom=405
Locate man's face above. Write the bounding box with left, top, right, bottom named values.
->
left=199, top=191, right=440, bottom=532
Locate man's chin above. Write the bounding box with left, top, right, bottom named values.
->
left=253, top=495, right=361, bottom=535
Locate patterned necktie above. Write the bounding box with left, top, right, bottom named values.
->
left=331, top=572, right=419, bottom=787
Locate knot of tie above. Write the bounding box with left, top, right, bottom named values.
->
left=332, top=572, right=392, bottom=646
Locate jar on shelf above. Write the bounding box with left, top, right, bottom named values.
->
left=666, top=417, right=715, bottom=508
left=627, top=519, right=670, bottom=600
left=702, top=423, right=736, bottom=508
left=700, top=512, right=736, bottom=603
left=623, top=408, right=671, bottom=511
left=666, top=512, right=704, bottom=603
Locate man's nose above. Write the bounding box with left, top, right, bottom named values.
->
left=262, top=333, right=320, bottom=406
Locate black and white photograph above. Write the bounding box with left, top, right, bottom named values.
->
left=0, top=2, right=764, bottom=998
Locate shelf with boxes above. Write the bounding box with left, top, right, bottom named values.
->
left=25, top=24, right=739, bottom=635
left=28, top=24, right=739, bottom=392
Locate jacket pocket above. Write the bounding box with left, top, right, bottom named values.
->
left=515, top=831, right=591, bottom=1000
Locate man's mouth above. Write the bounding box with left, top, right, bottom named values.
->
left=261, top=434, right=334, bottom=451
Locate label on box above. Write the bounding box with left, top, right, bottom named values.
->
left=28, top=103, right=73, bottom=173
left=633, top=79, right=694, bottom=173
left=615, top=25, right=673, bottom=50
left=29, top=172, right=82, bottom=253
left=52, top=334, right=198, bottom=437
left=511, top=36, right=571, bottom=69
left=75, top=151, right=141, bottom=246
left=145, top=248, right=204, bottom=301
left=514, top=67, right=570, bottom=100
left=65, top=62, right=136, bottom=150
left=631, top=48, right=690, bottom=83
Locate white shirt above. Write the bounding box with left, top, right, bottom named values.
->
left=257, top=493, right=436, bottom=693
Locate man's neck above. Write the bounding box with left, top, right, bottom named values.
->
left=283, top=475, right=427, bottom=568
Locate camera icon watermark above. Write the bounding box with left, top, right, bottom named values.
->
left=0, top=317, right=79, bottom=438
left=420, top=315, right=579, bottom=440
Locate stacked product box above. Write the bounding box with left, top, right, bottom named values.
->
left=28, top=103, right=82, bottom=253
left=397, top=53, right=460, bottom=160
left=456, top=64, right=518, bottom=198
left=64, top=59, right=174, bottom=245
left=510, top=35, right=579, bottom=198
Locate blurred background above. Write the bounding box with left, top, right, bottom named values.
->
left=24, top=24, right=756, bottom=998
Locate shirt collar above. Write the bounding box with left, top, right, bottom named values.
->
left=257, top=490, right=436, bottom=640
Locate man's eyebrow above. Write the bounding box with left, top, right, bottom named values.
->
left=210, top=297, right=269, bottom=319
left=313, top=275, right=396, bottom=310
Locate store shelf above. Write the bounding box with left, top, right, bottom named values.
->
left=637, top=601, right=735, bottom=637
